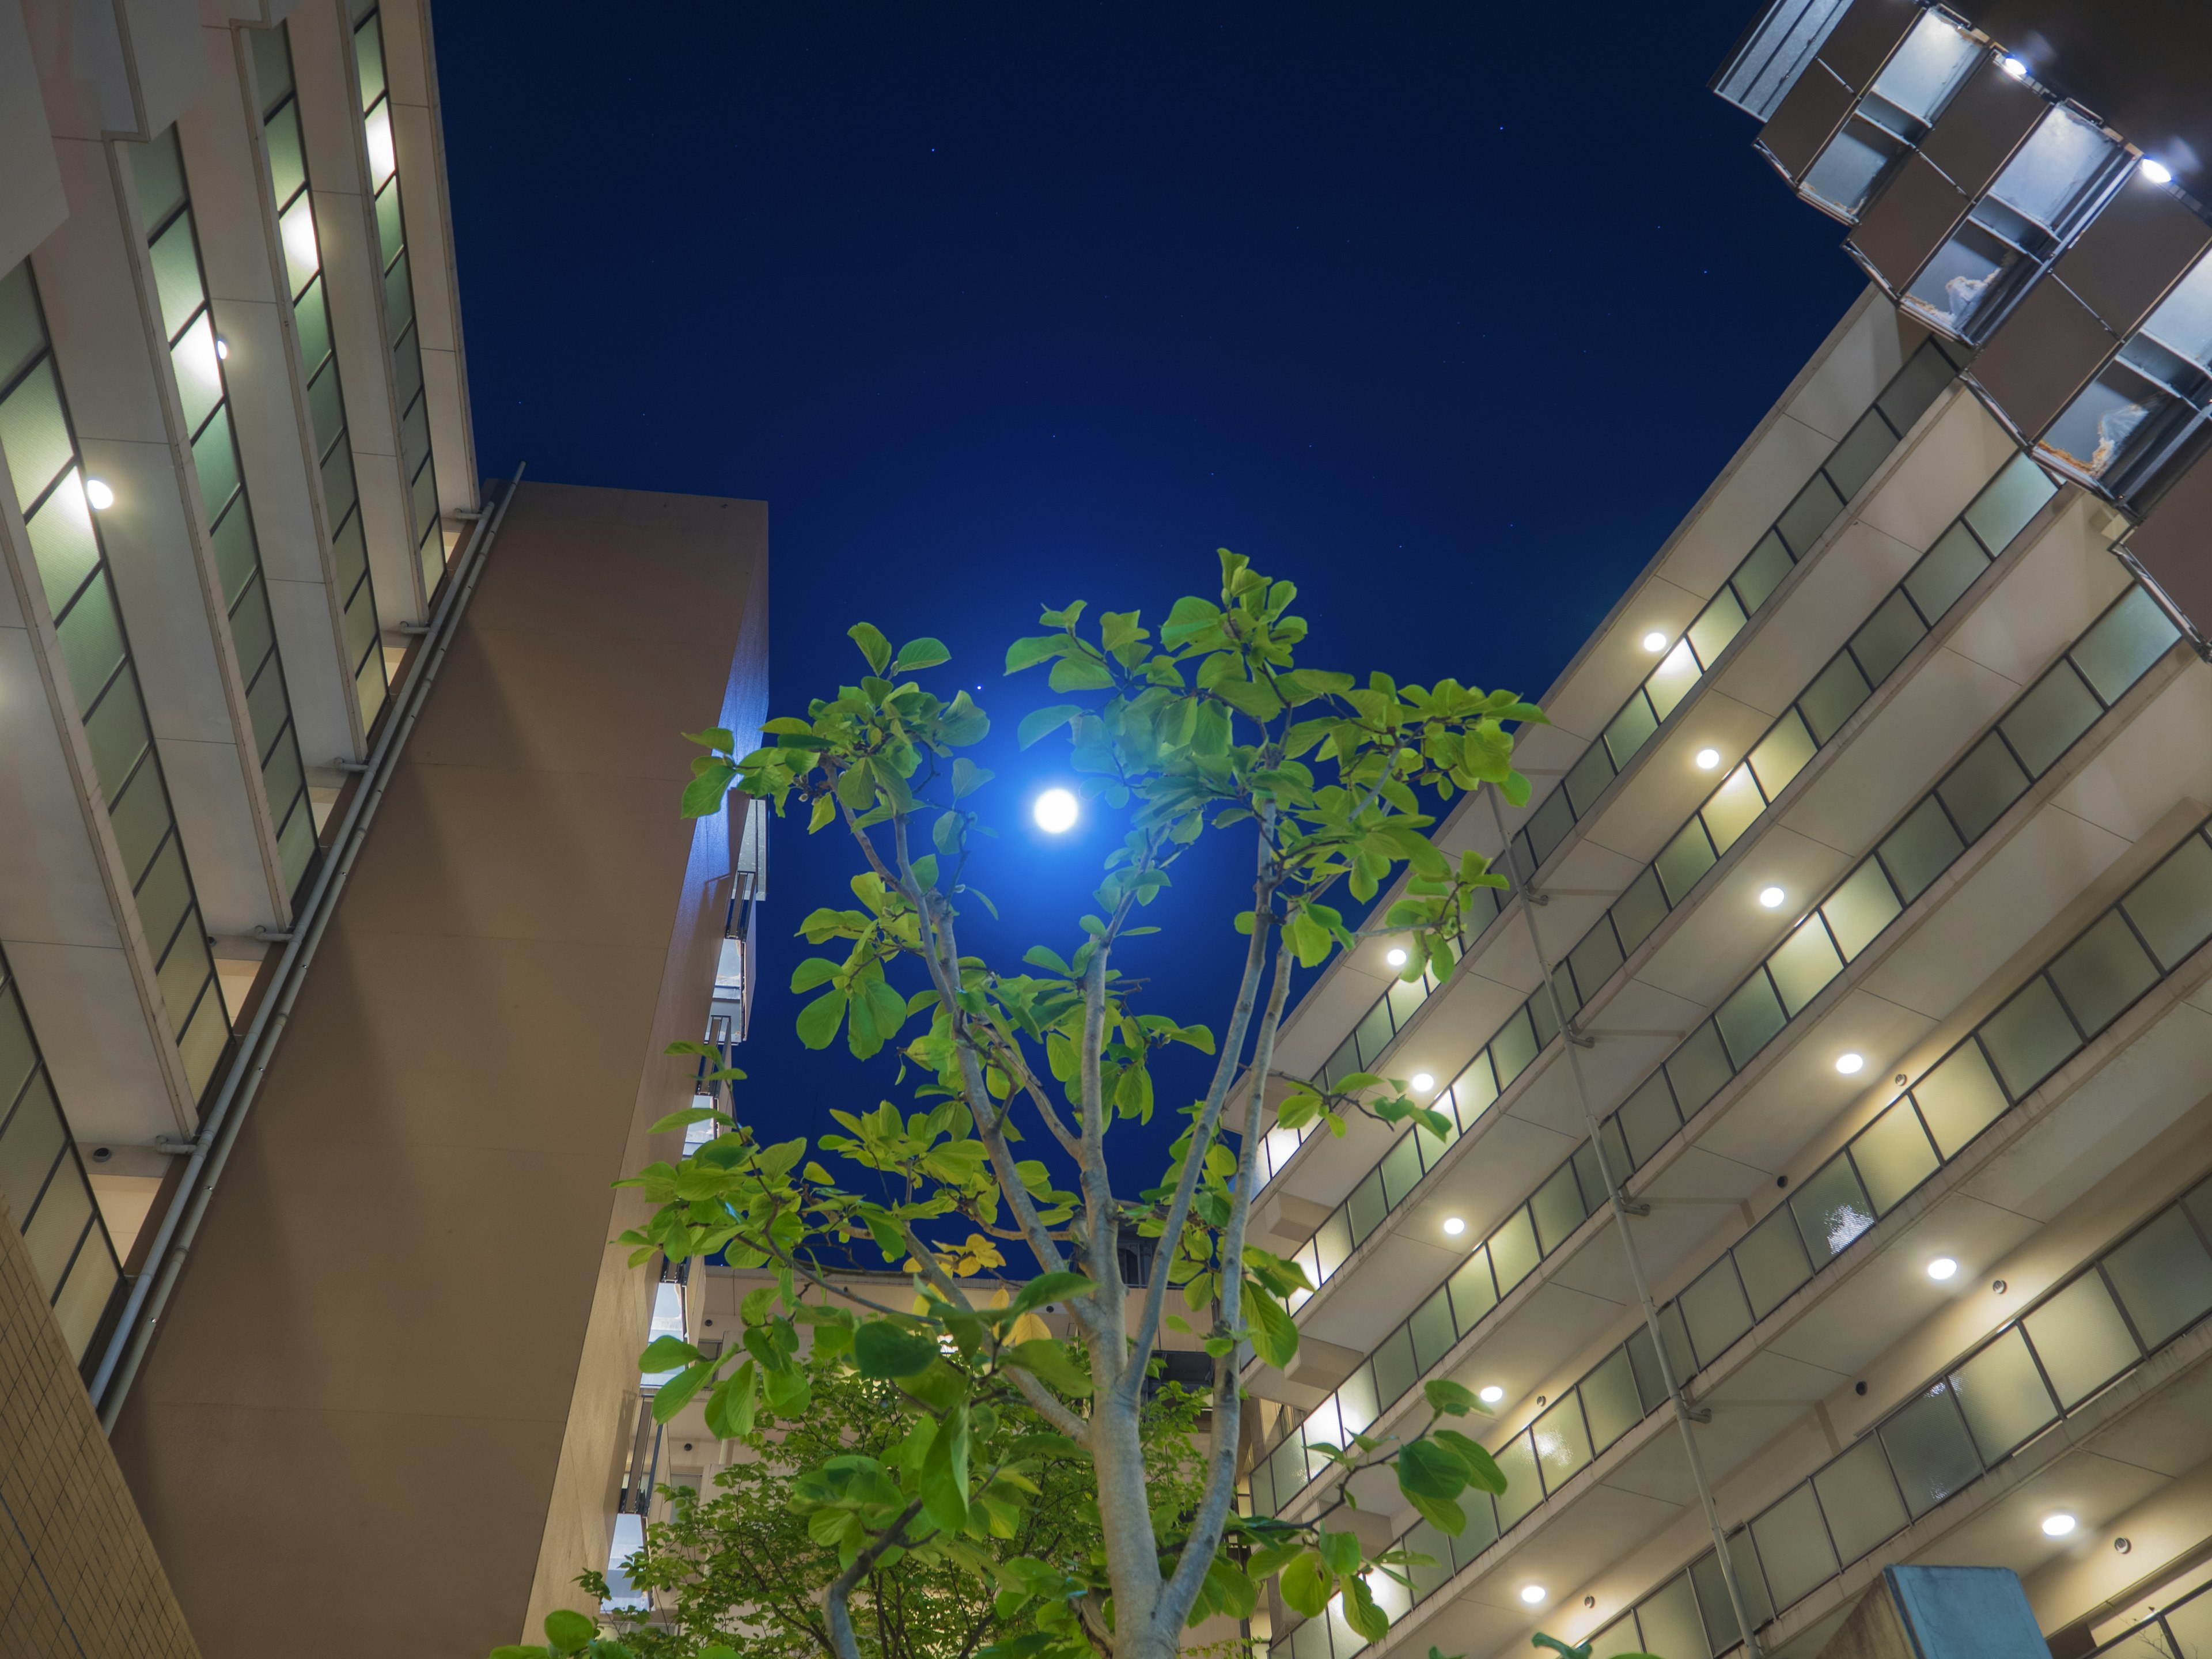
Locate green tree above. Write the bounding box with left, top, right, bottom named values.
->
left=594, top=552, right=1552, bottom=1659
left=589, top=1366, right=1215, bottom=1659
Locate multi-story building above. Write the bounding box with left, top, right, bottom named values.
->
left=0, top=0, right=767, bottom=1653
left=1237, top=9, right=2212, bottom=1659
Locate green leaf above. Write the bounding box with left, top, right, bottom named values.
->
left=1424, top=1378, right=1479, bottom=1417
left=854, top=1319, right=941, bottom=1378
left=794, top=986, right=847, bottom=1050
left=952, top=757, right=994, bottom=798
left=893, top=636, right=950, bottom=673
left=703, top=1362, right=759, bottom=1439
left=639, top=1336, right=700, bottom=1373
left=1006, top=1271, right=1095, bottom=1317
left=790, top=957, right=840, bottom=993
left=1007, top=1339, right=1093, bottom=1395
left=1048, top=652, right=1117, bottom=692
left=1248, top=1286, right=1298, bottom=1370
left=680, top=760, right=736, bottom=819
left=1278, top=1550, right=1331, bottom=1618
left=1406, top=1490, right=1467, bottom=1535
left=1018, top=704, right=1082, bottom=749
left=1434, top=1429, right=1508, bottom=1495
left=764, top=1363, right=812, bottom=1415
left=921, top=1402, right=971, bottom=1534
left=849, top=622, right=892, bottom=673
left=1005, top=635, right=1062, bottom=674
left=1342, top=1574, right=1391, bottom=1642
left=652, top=1359, right=717, bottom=1422
left=1316, top=1530, right=1363, bottom=1575
left=544, top=1609, right=597, bottom=1654
left=1396, top=1436, right=1472, bottom=1501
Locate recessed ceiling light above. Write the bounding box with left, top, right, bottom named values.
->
left=1479, top=1384, right=1505, bottom=1404
left=1385, top=947, right=1408, bottom=967
left=2043, top=1513, right=2077, bottom=1537
left=1696, top=747, right=1721, bottom=770
left=1443, top=1216, right=1465, bottom=1236
left=84, top=478, right=115, bottom=511
left=1836, top=1052, right=1865, bottom=1075
left=2139, top=157, right=2174, bottom=185
left=1521, top=1585, right=1548, bottom=1605
left=1928, top=1257, right=1958, bottom=1281
left=2001, top=54, right=2028, bottom=77
left=1642, top=631, right=1668, bottom=653
left=1411, top=1073, right=1435, bottom=1093
left=1033, top=788, right=1078, bottom=834
left=214, top=338, right=230, bottom=360
left=1759, top=886, right=1785, bottom=908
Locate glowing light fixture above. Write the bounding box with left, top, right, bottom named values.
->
left=1642, top=630, right=1668, bottom=653
left=214, top=338, right=230, bottom=361
left=1927, top=1257, right=1958, bottom=1281
left=2043, top=1514, right=2078, bottom=1537
left=1836, top=1052, right=1865, bottom=1075
left=2139, top=157, right=2174, bottom=185
left=1411, top=1073, right=1435, bottom=1093
left=1696, top=748, right=1721, bottom=770
left=1759, top=885, right=1786, bottom=908
left=1520, top=1585, right=1548, bottom=1606
left=1443, top=1217, right=1465, bottom=1236
left=84, top=478, right=115, bottom=510
left=2001, top=55, right=2028, bottom=77
left=1385, top=947, right=1408, bottom=968
left=1033, top=788, right=1078, bottom=834
left=1479, top=1384, right=1505, bottom=1404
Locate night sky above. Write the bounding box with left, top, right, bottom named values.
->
left=435, top=3, right=1866, bottom=1232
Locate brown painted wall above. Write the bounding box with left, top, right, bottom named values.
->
left=0, top=1185, right=199, bottom=1658
left=109, top=483, right=768, bottom=1657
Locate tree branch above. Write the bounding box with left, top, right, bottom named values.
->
left=825, top=1498, right=929, bottom=1659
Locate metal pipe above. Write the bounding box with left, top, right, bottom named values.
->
left=1487, top=789, right=1765, bottom=1659
left=93, top=468, right=529, bottom=1428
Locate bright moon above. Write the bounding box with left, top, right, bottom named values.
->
left=1033, top=788, right=1078, bottom=834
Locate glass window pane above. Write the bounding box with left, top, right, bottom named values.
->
left=1751, top=1482, right=1838, bottom=1611
left=1703, top=764, right=1768, bottom=855
left=1453, top=1050, right=1498, bottom=1121
left=1823, top=859, right=1903, bottom=961
left=1590, top=1616, right=1644, bottom=1659
left=376, top=176, right=404, bottom=264
left=1312, top=1210, right=1353, bottom=1282
left=106, top=757, right=169, bottom=885
left=2048, top=910, right=2160, bottom=1039
left=1448, top=1248, right=1497, bottom=1331
left=146, top=211, right=204, bottom=344
left=1768, top=920, right=1844, bottom=1018
left=1951, top=1325, right=2058, bottom=1461
left=1851, top=1101, right=1941, bottom=1214
left=1530, top=1160, right=1589, bottom=1255
left=1408, top=1283, right=1456, bottom=1371
left=1688, top=589, right=1749, bottom=671
left=2103, top=1207, right=2212, bottom=1351
left=1493, top=1431, right=1542, bottom=1531
left=1452, top=1483, right=1500, bottom=1569
left=1657, top=819, right=1719, bottom=907
left=1567, top=919, right=1624, bottom=1004
left=21, top=1154, right=91, bottom=1291
left=1798, top=652, right=1873, bottom=744
left=1647, top=639, right=1703, bottom=721
left=1490, top=1007, right=1538, bottom=1090
left=171, top=312, right=222, bottom=434
left=1522, top=789, right=1573, bottom=868
left=1681, top=1259, right=1753, bottom=1365
left=1638, top=1573, right=1711, bottom=1659
left=1616, top=1072, right=1681, bottom=1166
left=2071, top=586, right=2179, bottom=706
left=2024, top=1273, right=2139, bottom=1407
left=1402, top=1518, right=1453, bottom=1604
left=157, top=920, right=212, bottom=1033
left=1612, top=866, right=1669, bottom=955
left=1877, top=342, right=1957, bottom=433
left=385, top=245, right=415, bottom=336
left=1378, top=1128, right=1422, bottom=1210
left=1905, top=522, right=1991, bottom=622
left=1912, top=1042, right=2010, bottom=1157
left=1813, top=1435, right=1910, bottom=1565
left=25, top=471, right=100, bottom=619
left=1716, top=971, right=1786, bottom=1069
left=1627, top=1326, right=1670, bottom=1412
left=1732, top=531, right=1794, bottom=613
left=1372, top=1327, right=1419, bottom=1416
left=1964, top=453, right=2058, bottom=553
left=192, top=404, right=243, bottom=520
left=130, top=127, right=187, bottom=229
left=2162, top=1599, right=2212, bottom=1659
left=264, top=98, right=305, bottom=201
left=1667, top=1023, right=1733, bottom=1118
left=1346, top=1169, right=1385, bottom=1247
left=0, top=263, right=42, bottom=389
left=1691, top=1551, right=1744, bottom=1652
left=0, top=991, right=32, bottom=1109
left=1533, top=1395, right=1594, bottom=1493
left=1825, top=408, right=1899, bottom=500
left=1562, top=738, right=1617, bottom=819
left=1600, top=697, right=1658, bottom=780
left=1879, top=795, right=1967, bottom=906
left=1581, top=1347, right=1644, bottom=1453
left=82, top=668, right=151, bottom=809
left=1490, top=1209, right=1540, bottom=1296
left=51, top=1234, right=118, bottom=1360
left=0, top=361, right=75, bottom=512
left=2001, top=661, right=2101, bottom=778
left=1937, top=732, right=2031, bottom=843
left=1980, top=976, right=2081, bottom=1099
left=0, top=1071, right=65, bottom=1224
left=1737, top=1202, right=1813, bottom=1320
left=1849, top=589, right=1927, bottom=687
left=1777, top=472, right=1846, bottom=558
left=1750, top=710, right=1819, bottom=800
left=56, top=573, right=127, bottom=716
left=1791, top=1154, right=1876, bottom=1267
left=2123, top=834, right=2212, bottom=971
left=1881, top=1382, right=1982, bottom=1516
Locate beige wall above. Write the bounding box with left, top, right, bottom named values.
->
left=0, top=1185, right=200, bottom=1658
left=108, top=481, right=767, bottom=1656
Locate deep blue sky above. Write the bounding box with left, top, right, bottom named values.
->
left=437, top=3, right=1865, bottom=1230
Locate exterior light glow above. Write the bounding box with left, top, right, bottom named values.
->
left=2139, top=158, right=2174, bottom=185
left=1033, top=789, right=1078, bottom=834
left=1479, top=1385, right=1506, bottom=1404
left=1443, top=1217, right=1465, bottom=1236
left=1928, top=1257, right=1959, bottom=1281
left=2043, top=1513, right=2078, bottom=1537
left=84, top=479, right=115, bottom=510
left=1696, top=747, right=1721, bottom=770
left=1385, top=947, right=1408, bottom=968
left=1520, top=1585, right=1548, bottom=1606
left=1642, top=630, right=1668, bottom=653
left=214, top=338, right=229, bottom=360
left=1759, top=885, right=1785, bottom=908
left=2001, top=55, right=2028, bottom=78
left=1411, top=1073, right=1435, bottom=1093
left=1836, top=1052, right=1865, bottom=1075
